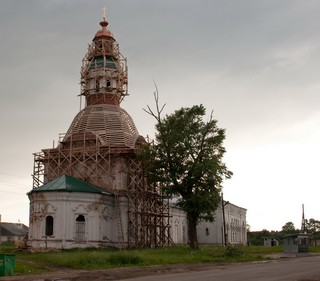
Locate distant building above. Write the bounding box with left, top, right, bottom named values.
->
left=0, top=222, right=28, bottom=243
left=262, top=236, right=280, bottom=247
left=283, top=233, right=310, bottom=253
left=198, top=203, right=247, bottom=245
left=170, top=202, right=247, bottom=245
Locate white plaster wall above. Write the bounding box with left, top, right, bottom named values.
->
left=28, top=191, right=247, bottom=249
left=170, top=203, right=247, bottom=245
left=112, top=157, right=128, bottom=191
left=169, top=206, right=188, bottom=244
left=224, top=203, right=247, bottom=245
left=28, top=191, right=118, bottom=249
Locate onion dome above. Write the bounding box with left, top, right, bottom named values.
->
left=94, top=18, right=114, bottom=39
left=62, top=104, right=143, bottom=148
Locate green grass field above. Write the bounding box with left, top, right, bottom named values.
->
left=1, top=243, right=319, bottom=276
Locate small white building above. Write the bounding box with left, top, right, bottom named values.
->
left=263, top=236, right=280, bottom=247
left=0, top=222, right=28, bottom=243
left=27, top=175, right=125, bottom=249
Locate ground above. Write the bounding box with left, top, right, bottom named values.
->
left=1, top=263, right=230, bottom=281
left=1, top=253, right=319, bottom=281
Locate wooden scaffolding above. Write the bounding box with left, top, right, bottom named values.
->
left=32, top=133, right=172, bottom=248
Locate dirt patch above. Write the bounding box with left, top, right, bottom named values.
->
left=0, top=263, right=228, bottom=281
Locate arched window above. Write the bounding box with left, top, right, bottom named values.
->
left=45, top=216, right=54, bottom=236
left=206, top=227, right=209, bottom=236
left=75, top=215, right=85, bottom=241
left=182, top=225, right=187, bottom=243
left=96, top=79, right=100, bottom=92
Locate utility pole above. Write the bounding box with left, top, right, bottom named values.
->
left=0, top=214, right=2, bottom=245
left=221, top=193, right=229, bottom=246
left=301, top=204, right=306, bottom=233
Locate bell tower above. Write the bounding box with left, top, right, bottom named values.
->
left=80, top=14, right=128, bottom=106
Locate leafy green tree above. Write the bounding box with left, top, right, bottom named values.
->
left=141, top=90, right=232, bottom=249
left=305, top=218, right=320, bottom=233
left=281, top=222, right=297, bottom=234
left=305, top=218, right=320, bottom=245
left=247, top=229, right=270, bottom=246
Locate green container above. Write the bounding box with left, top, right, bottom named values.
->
left=0, top=254, right=15, bottom=276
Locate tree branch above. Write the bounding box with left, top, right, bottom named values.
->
left=143, top=82, right=166, bottom=122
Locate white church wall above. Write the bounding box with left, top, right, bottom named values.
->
left=112, top=157, right=129, bottom=191
left=197, top=219, right=223, bottom=245
left=170, top=202, right=247, bottom=245
left=28, top=189, right=246, bottom=249
left=169, top=206, right=188, bottom=244
left=224, top=203, right=247, bottom=245
left=28, top=192, right=116, bottom=249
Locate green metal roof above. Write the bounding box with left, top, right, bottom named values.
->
left=31, top=175, right=112, bottom=195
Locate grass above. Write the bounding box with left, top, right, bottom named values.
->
left=1, top=243, right=320, bottom=276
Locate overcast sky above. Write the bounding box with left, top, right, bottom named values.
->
left=1, top=0, right=320, bottom=231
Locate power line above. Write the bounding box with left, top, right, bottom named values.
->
left=0, top=189, right=27, bottom=195
left=0, top=171, right=30, bottom=179
left=0, top=181, right=31, bottom=189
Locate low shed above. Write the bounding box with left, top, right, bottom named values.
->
left=283, top=233, right=310, bottom=253
left=262, top=236, right=280, bottom=247
left=0, top=223, right=28, bottom=243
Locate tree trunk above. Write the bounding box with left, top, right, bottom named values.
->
left=187, top=214, right=199, bottom=249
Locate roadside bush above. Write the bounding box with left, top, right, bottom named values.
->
left=107, top=252, right=143, bottom=266
left=214, top=245, right=245, bottom=258
left=224, top=245, right=245, bottom=257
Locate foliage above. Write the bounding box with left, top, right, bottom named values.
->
left=281, top=222, right=298, bottom=234
left=305, top=218, right=320, bottom=245
left=107, top=252, right=142, bottom=266
left=247, top=219, right=320, bottom=246
left=246, top=245, right=283, bottom=254
left=248, top=221, right=303, bottom=246
left=217, top=245, right=245, bottom=258
left=0, top=242, right=15, bottom=252
left=141, top=88, right=232, bottom=249
left=247, top=229, right=271, bottom=246
left=305, top=218, right=320, bottom=233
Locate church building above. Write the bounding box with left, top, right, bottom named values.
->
left=27, top=14, right=246, bottom=249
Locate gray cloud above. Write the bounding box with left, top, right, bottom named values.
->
left=1, top=0, right=320, bottom=230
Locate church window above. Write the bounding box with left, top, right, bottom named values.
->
left=182, top=225, right=187, bottom=243
left=106, top=79, right=111, bottom=87
left=45, top=216, right=54, bottom=236
left=206, top=227, right=209, bottom=236
left=75, top=215, right=85, bottom=241
left=96, top=79, right=100, bottom=92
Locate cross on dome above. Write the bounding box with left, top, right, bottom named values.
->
left=102, top=6, right=107, bottom=21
